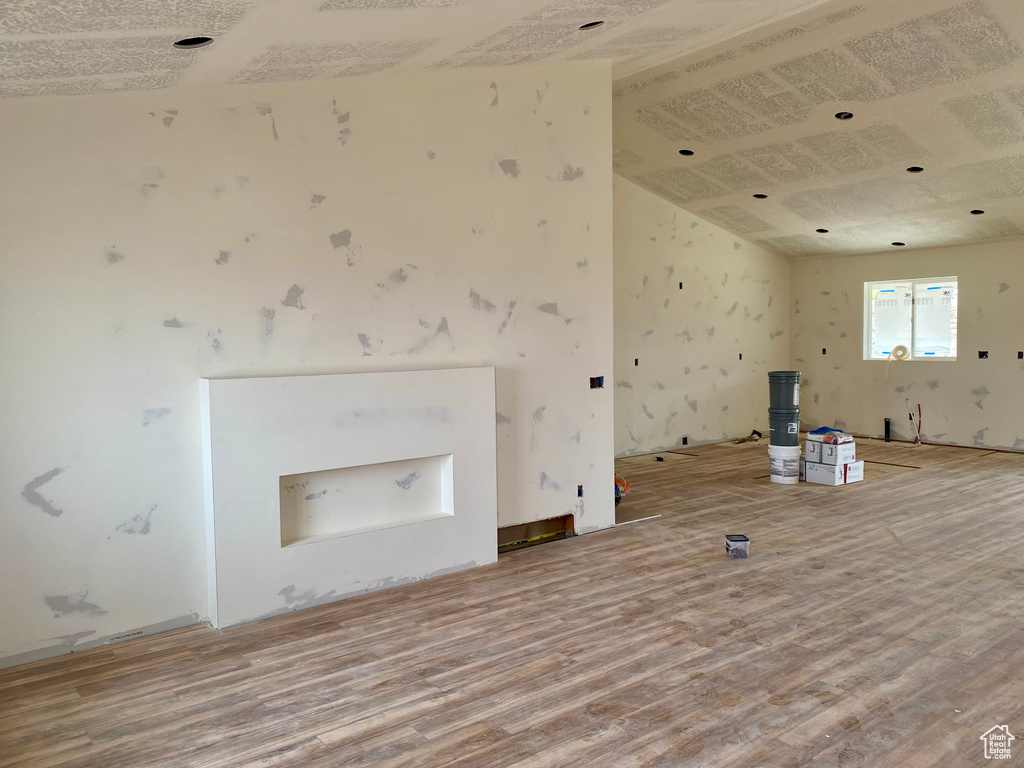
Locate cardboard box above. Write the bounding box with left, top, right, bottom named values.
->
left=805, top=461, right=845, bottom=486
left=843, top=460, right=864, bottom=484
left=805, top=459, right=864, bottom=486
left=821, top=442, right=856, bottom=465
left=806, top=441, right=822, bottom=463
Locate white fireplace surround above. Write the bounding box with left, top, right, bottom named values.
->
left=200, top=367, right=497, bottom=628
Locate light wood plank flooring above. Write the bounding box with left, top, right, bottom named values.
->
left=2, top=438, right=1022, bottom=767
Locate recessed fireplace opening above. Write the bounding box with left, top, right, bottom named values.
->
left=279, top=453, right=454, bottom=547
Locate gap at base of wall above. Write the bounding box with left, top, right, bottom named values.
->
left=498, top=514, right=575, bottom=553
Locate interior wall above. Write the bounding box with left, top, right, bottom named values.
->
left=792, top=239, right=1024, bottom=449
left=613, top=175, right=792, bottom=456
left=0, top=61, right=614, bottom=667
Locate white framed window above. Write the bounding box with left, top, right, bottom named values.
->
left=864, top=277, right=958, bottom=360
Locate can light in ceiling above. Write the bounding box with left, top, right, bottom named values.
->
left=752, top=193, right=768, bottom=199
left=578, top=20, right=605, bottom=30
left=678, top=149, right=694, bottom=156
left=834, top=111, right=854, bottom=120
left=970, top=209, right=985, bottom=215
left=906, top=166, right=924, bottom=173
left=173, top=36, right=214, bottom=49
left=816, top=228, right=829, bottom=233
left=891, top=241, right=906, bottom=247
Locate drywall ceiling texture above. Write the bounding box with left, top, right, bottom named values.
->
left=614, top=176, right=791, bottom=456
left=0, top=0, right=833, bottom=99
left=0, top=61, right=613, bottom=667
left=792, top=240, right=1024, bottom=450
left=613, top=0, right=1024, bottom=259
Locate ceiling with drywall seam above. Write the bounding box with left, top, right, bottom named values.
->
left=0, top=0, right=830, bottom=98
left=612, top=0, right=1024, bottom=258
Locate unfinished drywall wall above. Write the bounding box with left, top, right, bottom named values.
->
left=0, top=61, right=614, bottom=667
left=792, top=239, right=1024, bottom=450
left=613, top=175, right=791, bottom=456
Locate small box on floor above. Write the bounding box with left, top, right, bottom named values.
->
left=806, top=441, right=822, bottom=463
left=725, top=534, right=750, bottom=558
left=821, top=442, right=856, bottom=465
left=805, top=460, right=864, bottom=486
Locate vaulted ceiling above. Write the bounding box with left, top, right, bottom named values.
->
left=613, top=0, right=1024, bottom=258
left=2, top=0, right=1022, bottom=259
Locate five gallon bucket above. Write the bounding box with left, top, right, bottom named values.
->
left=768, top=371, right=800, bottom=409
left=768, top=408, right=800, bottom=446
left=769, top=444, right=801, bottom=484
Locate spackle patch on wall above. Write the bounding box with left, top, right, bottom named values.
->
left=208, top=330, right=224, bottom=356
left=395, top=471, right=420, bottom=490
left=142, top=408, right=171, bottom=426
left=255, top=102, right=279, bottom=140
left=277, top=585, right=331, bottom=609
left=215, top=250, right=231, bottom=265
left=260, top=308, right=275, bottom=343
left=498, top=157, right=520, bottom=178
left=539, top=472, right=560, bottom=491
left=558, top=165, right=585, bottom=181
left=45, top=592, right=107, bottom=618
left=22, top=467, right=68, bottom=517
left=498, top=301, right=517, bottom=334
left=163, top=318, right=185, bottom=328
left=356, top=333, right=381, bottom=356
left=281, top=284, right=306, bottom=310
left=330, top=229, right=352, bottom=248
left=469, top=289, right=497, bottom=312
left=117, top=504, right=156, bottom=535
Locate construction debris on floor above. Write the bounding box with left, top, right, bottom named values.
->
left=725, top=534, right=750, bottom=558
left=802, top=427, right=864, bottom=486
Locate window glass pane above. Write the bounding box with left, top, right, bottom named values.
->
left=869, top=282, right=912, bottom=359
left=913, top=280, right=957, bottom=357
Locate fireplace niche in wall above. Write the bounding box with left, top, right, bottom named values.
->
left=279, top=454, right=454, bottom=546
left=200, top=367, right=497, bottom=628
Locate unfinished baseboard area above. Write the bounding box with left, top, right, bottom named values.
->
left=498, top=514, right=575, bottom=553
left=200, top=367, right=497, bottom=628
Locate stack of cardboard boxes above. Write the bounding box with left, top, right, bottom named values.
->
left=800, top=431, right=865, bottom=486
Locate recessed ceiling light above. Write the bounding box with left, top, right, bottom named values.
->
left=578, top=20, right=605, bottom=30
left=816, top=228, right=829, bottom=233
left=970, top=209, right=985, bottom=215
left=891, top=241, right=906, bottom=246
left=752, top=193, right=768, bottom=199
left=678, top=149, right=694, bottom=156
left=834, top=111, right=854, bottom=120
left=173, top=36, right=214, bottom=49
left=906, top=166, right=924, bottom=173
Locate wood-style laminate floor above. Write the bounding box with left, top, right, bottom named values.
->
left=2, top=438, right=1023, bottom=767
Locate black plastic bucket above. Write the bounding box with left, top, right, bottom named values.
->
left=768, top=407, right=800, bottom=446
left=768, top=371, right=800, bottom=409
